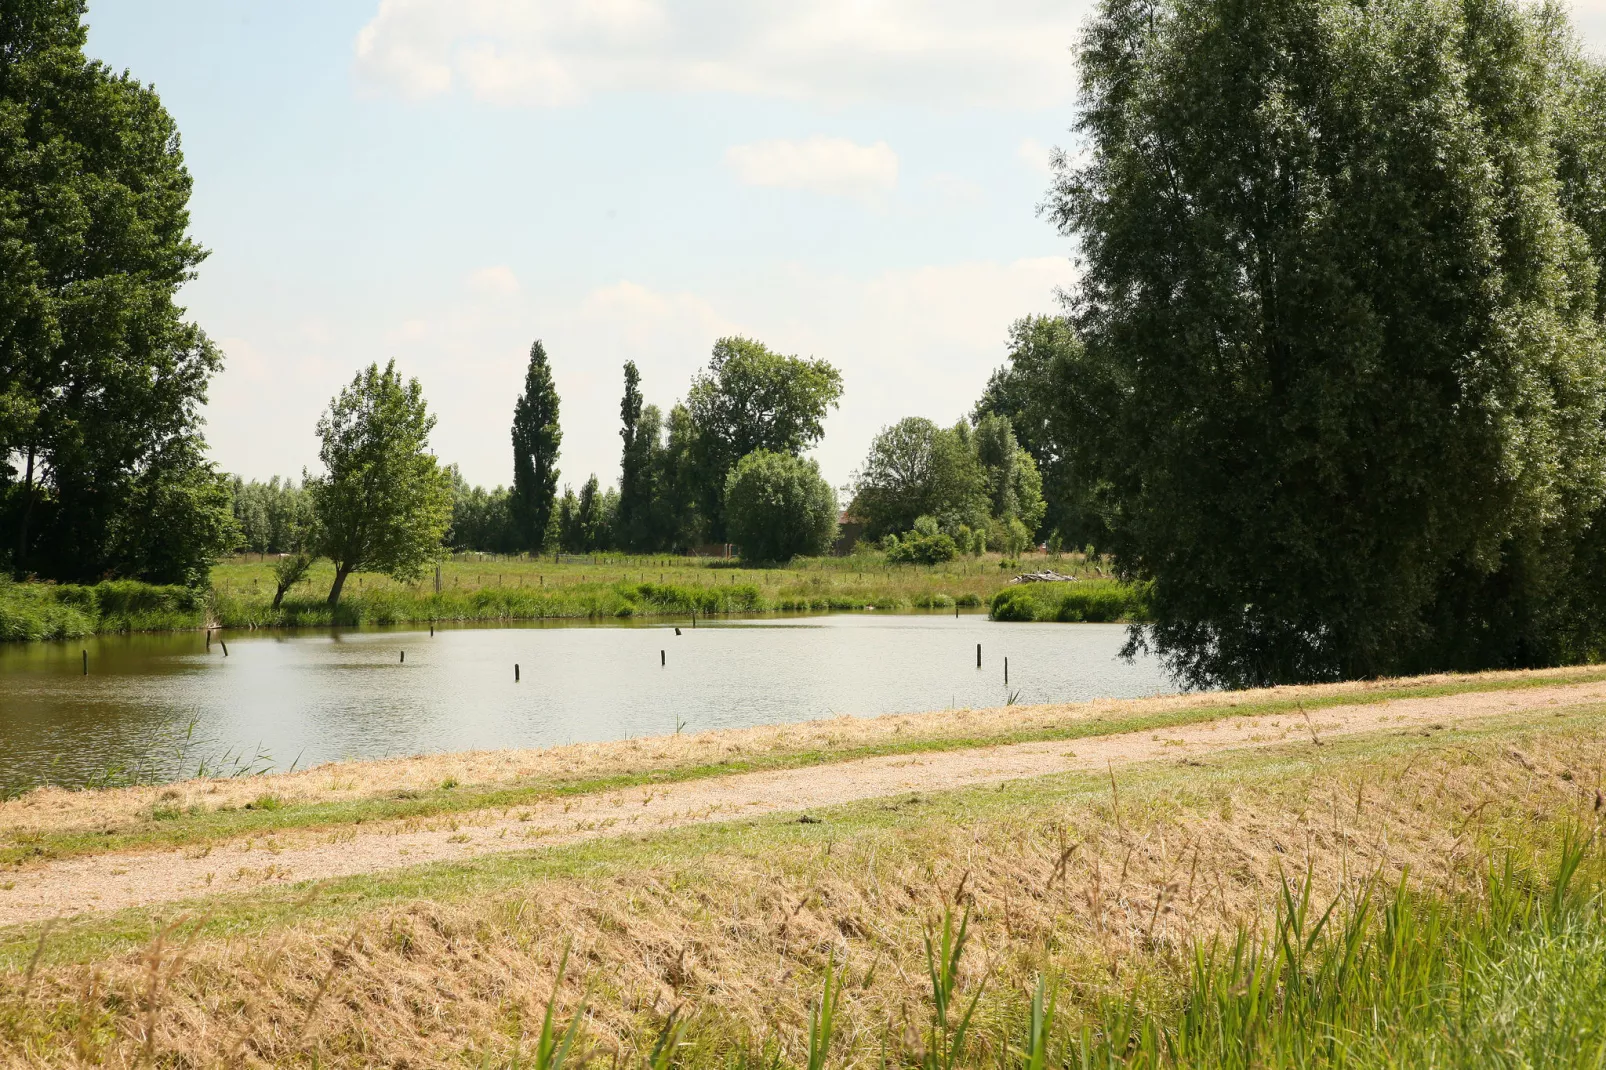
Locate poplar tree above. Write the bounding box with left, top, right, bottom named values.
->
left=510, top=340, right=562, bottom=552
left=616, top=361, right=654, bottom=551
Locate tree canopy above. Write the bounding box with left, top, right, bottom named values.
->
left=687, top=337, right=843, bottom=539
left=850, top=418, right=987, bottom=540
left=975, top=316, right=1104, bottom=548
left=309, top=361, right=453, bottom=604
left=0, top=0, right=233, bottom=584
left=849, top=414, right=1042, bottom=552
left=723, top=450, right=838, bottom=563
left=510, top=340, right=561, bottom=552
left=1047, top=0, right=1606, bottom=687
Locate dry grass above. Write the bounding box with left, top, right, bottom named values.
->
left=6, top=664, right=1600, bottom=846
left=1, top=712, right=1601, bottom=1068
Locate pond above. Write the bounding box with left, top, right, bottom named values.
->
left=0, top=614, right=1175, bottom=792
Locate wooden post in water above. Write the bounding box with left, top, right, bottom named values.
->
left=1005, top=657, right=1009, bottom=685
left=976, top=643, right=982, bottom=668
left=515, top=664, right=521, bottom=682
left=661, top=650, right=666, bottom=666
left=430, top=622, right=435, bottom=637
left=82, top=650, right=87, bottom=676
left=400, top=651, right=405, bottom=664
left=220, top=640, right=229, bottom=657
left=206, top=628, right=211, bottom=650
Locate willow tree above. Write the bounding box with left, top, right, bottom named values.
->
left=1049, top=0, right=1606, bottom=686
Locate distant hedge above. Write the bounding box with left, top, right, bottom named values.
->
left=0, top=580, right=206, bottom=641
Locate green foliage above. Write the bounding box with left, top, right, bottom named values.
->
left=0, top=1, right=226, bottom=584
left=1047, top=0, right=1606, bottom=687
left=231, top=476, right=314, bottom=555
left=851, top=418, right=989, bottom=540
left=446, top=469, right=517, bottom=553
left=269, top=552, right=314, bottom=611
left=973, top=414, right=1046, bottom=537
left=0, top=578, right=203, bottom=640
left=722, top=450, right=838, bottom=563
left=616, top=361, right=656, bottom=552
left=884, top=519, right=960, bottom=565
left=990, top=580, right=1149, bottom=623
left=308, top=361, right=454, bottom=604
left=852, top=415, right=1045, bottom=549
left=510, top=340, right=562, bottom=552
left=975, top=317, right=1106, bottom=550
left=556, top=476, right=616, bottom=553
left=107, top=444, right=238, bottom=588
left=687, top=337, right=843, bottom=539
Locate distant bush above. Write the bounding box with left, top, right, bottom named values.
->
left=990, top=580, right=1149, bottom=622
left=885, top=532, right=958, bottom=565
left=723, top=450, right=838, bottom=563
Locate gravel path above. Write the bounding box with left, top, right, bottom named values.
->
left=2, top=682, right=1601, bottom=927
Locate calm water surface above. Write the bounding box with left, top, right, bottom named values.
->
left=0, top=614, right=1174, bottom=790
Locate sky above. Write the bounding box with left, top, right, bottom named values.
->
left=83, top=0, right=1606, bottom=496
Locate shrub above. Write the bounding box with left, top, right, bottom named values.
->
left=990, top=581, right=1149, bottom=622
left=723, top=450, right=838, bottom=563
left=887, top=531, right=959, bottom=565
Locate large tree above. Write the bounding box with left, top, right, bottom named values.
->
left=849, top=418, right=988, bottom=540
left=1049, top=0, right=1606, bottom=687
left=616, top=361, right=655, bottom=551
left=686, top=336, right=842, bottom=539
left=724, top=450, right=838, bottom=563
left=510, top=339, right=561, bottom=552
left=975, top=316, right=1105, bottom=547
left=309, top=361, right=453, bottom=605
left=0, top=0, right=234, bottom=583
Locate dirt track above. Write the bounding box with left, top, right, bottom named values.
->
left=1, top=681, right=1601, bottom=927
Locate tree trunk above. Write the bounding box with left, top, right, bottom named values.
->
left=327, top=565, right=352, bottom=605
left=16, top=445, right=34, bottom=569
left=272, top=582, right=290, bottom=611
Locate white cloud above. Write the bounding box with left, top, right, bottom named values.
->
left=724, top=138, right=898, bottom=200
left=1017, top=138, right=1055, bottom=175
left=466, top=264, right=521, bottom=296
left=352, top=0, right=1084, bottom=108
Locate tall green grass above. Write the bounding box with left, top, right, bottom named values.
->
left=516, top=827, right=1606, bottom=1069
left=0, top=579, right=204, bottom=641
left=990, top=580, right=1151, bottom=623
left=1061, top=831, right=1606, bottom=1067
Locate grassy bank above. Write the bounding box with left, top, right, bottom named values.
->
left=1, top=706, right=1602, bottom=1067
left=990, top=578, right=1151, bottom=622
left=4, top=554, right=1149, bottom=639
left=0, top=579, right=205, bottom=641
left=210, top=553, right=1032, bottom=628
